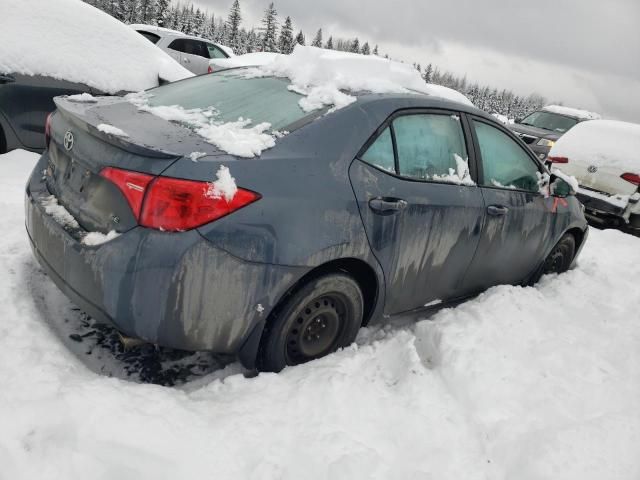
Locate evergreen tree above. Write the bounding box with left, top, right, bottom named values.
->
left=325, top=36, right=334, bottom=49
left=138, top=0, right=154, bottom=23
left=278, top=16, right=294, bottom=54
left=373, top=44, right=379, bottom=55
left=295, top=30, right=305, bottom=46
left=311, top=28, right=322, bottom=47
left=155, top=0, right=170, bottom=26
left=226, top=0, right=242, bottom=50
left=350, top=38, right=359, bottom=53
left=260, top=3, right=278, bottom=52
left=361, top=41, right=370, bottom=55
left=423, top=63, right=433, bottom=83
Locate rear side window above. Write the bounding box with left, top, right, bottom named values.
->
left=394, top=114, right=467, bottom=181
left=473, top=120, right=541, bottom=191
left=137, top=30, right=161, bottom=44
left=207, top=43, right=228, bottom=59
left=167, top=38, right=186, bottom=53
left=361, top=127, right=395, bottom=172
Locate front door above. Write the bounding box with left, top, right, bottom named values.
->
left=462, top=116, right=555, bottom=291
left=349, top=111, right=485, bottom=314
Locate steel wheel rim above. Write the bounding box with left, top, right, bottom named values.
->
left=285, top=293, right=347, bottom=364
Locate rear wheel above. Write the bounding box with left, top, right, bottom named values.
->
left=542, top=233, right=576, bottom=275
left=258, top=273, right=363, bottom=372
left=0, top=125, right=6, bottom=154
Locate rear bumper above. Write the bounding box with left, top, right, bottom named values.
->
left=25, top=155, right=307, bottom=356
left=576, top=189, right=640, bottom=230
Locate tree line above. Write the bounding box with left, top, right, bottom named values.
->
left=83, top=0, right=547, bottom=118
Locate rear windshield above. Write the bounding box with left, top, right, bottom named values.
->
left=147, top=69, right=310, bottom=131
left=520, top=111, right=578, bottom=133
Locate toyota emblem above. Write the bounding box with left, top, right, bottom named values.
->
left=63, top=131, right=74, bottom=151
left=587, top=165, right=598, bottom=173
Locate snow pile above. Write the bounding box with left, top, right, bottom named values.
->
left=40, top=195, right=79, bottom=230
left=66, top=93, right=98, bottom=103
left=97, top=124, right=129, bottom=138
left=549, top=120, right=640, bottom=173
left=210, top=52, right=281, bottom=70
left=2, top=149, right=640, bottom=479
left=82, top=230, right=120, bottom=246
left=251, top=46, right=473, bottom=112
left=206, top=165, right=238, bottom=202
left=127, top=95, right=276, bottom=158
left=431, top=154, right=475, bottom=185
left=542, top=105, right=601, bottom=120
left=0, top=0, right=192, bottom=93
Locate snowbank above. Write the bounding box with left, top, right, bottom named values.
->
left=3, top=149, right=640, bottom=480
left=210, top=52, right=280, bottom=69
left=0, top=0, right=192, bottom=93
left=543, top=105, right=601, bottom=120
left=251, top=46, right=473, bottom=112
left=549, top=120, right=640, bottom=173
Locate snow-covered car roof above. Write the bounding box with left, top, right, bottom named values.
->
left=226, top=46, right=473, bottom=108
left=549, top=120, right=640, bottom=173
left=542, top=105, right=601, bottom=121
left=0, top=1, right=193, bottom=94
left=129, top=23, right=234, bottom=56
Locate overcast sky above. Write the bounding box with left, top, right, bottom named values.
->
left=193, top=0, right=640, bottom=121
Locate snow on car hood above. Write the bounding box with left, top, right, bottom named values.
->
left=0, top=0, right=193, bottom=93
left=246, top=46, right=473, bottom=111
left=542, top=105, right=601, bottom=121
left=549, top=120, right=640, bottom=173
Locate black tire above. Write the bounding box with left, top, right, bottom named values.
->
left=542, top=233, right=576, bottom=275
left=0, top=125, right=6, bottom=155
left=258, top=273, right=364, bottom=372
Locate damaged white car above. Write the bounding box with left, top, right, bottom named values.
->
left=549, top=119, right=640, bottom=232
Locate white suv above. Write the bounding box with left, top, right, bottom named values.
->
left=130, top=24, right=233, bottom=75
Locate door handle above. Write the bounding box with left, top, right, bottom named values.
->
left=369, top=197, right=408, bottom=214
left=0, top=74, right=15, bottom=84
left=487, top=205, right=509, bottom=216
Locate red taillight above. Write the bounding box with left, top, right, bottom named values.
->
left=621, top=173, right=640, bottom=186
left=207, top=65, right=213, bottom=74
left=99, top=167, right=260, bottom=232
left=548, top=156, right=569, bottom=164
left=44, top=112, right=53, bottom=148
left=100, top=167, right=154, bottom=218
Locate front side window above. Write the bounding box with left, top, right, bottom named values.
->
left=394, top=114, right=470, bottom=183
left=474, top=120, right=541, bottom=192
left=167, top=38, right=186, bottom=53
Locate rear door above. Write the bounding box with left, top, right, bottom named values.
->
left=167, top=39, right=210, bottom=74
left=461, top=115, right=554, bottom=290
left=349, top=110, right=485, bottom=314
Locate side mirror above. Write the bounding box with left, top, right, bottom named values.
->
left=515, top=117, right=523, bottom=124
left=550, top=174, right=575, bottom=198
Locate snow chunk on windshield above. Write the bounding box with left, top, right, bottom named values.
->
left=206, top=165, right=238, bottom=202
left=97, top=124, right=129, bottom=138
left=542, top=105, right=601, bottom=121
left=127, top=96, right=275, bottom=158
left=0, top=0, right=192, bottom=94
left=549, top=120, right=640, bottom=173
left=248, top=46, right=473, bottom=113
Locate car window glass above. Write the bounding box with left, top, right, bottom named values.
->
left=167, top=38, right=185, bottom=53
left=474, top=120, right=541, bottom=191
left=361, top=127, right=395, bottom=173
left=393, top=114, right=470, bottom=183
left=207, top=43, right=227, bottom=59
left=137, top=30, right=160, bottom=44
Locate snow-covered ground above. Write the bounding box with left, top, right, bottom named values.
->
left=1, top=149, right=640, bottom=480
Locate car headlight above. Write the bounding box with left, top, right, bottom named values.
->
left=537, top=139, right=555, bottom=147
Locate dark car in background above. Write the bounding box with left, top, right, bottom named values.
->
left=25, top=69, right=588, bottom=373
left=509, top=105, right=600, bottom=161
left=0, top=73, right=96, bottom=154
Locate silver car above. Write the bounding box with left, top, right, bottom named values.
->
left=130, top=24, right=233, bottom=75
